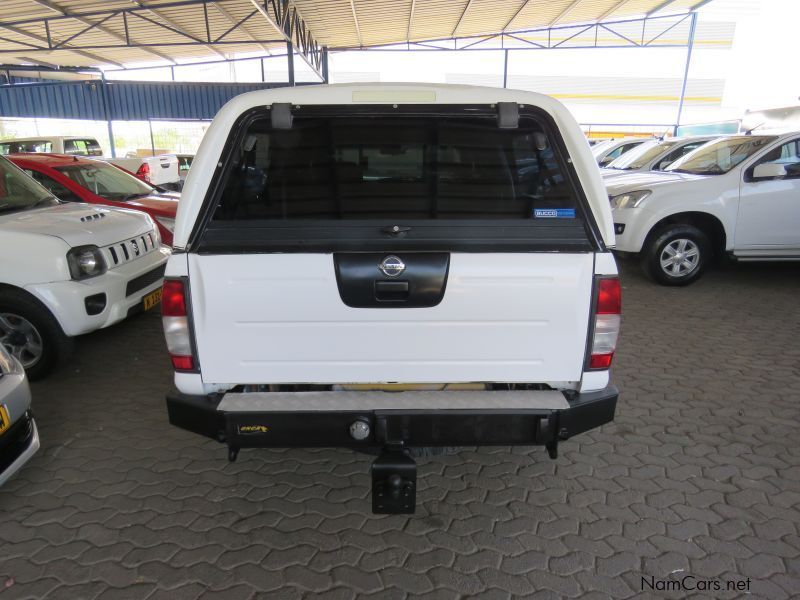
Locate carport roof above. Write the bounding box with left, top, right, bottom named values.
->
left=0, top=0, right=713, bottom=70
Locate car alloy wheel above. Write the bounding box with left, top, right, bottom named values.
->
left=659, top=238, right=700, bottom=278
left=0, top=312, right=44, bottom=368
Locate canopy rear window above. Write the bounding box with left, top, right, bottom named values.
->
left=196, top=105, right=599, bottom=252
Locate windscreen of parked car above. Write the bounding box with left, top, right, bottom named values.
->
left=63, top=139, right=103, bottom=157
left=0, top=157, right=59, bottom=214
left=0, top=141, right=53, bottom=154
left=665, top=136, right=777, bottom=175
left=590, top=139, right=617, bottom=158
left=57, top=162, right=154, bottom=200
left=607, top=139, right=676, bottom=170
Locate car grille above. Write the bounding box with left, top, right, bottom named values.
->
left=102, top=231, right=158, bottom=267
left=126, top=264, right=166, bottom=297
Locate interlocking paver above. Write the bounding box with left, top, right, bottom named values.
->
left=0, top=261, right=799, bottom=598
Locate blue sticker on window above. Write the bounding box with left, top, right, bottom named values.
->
left=533, top=208, right=576, bottom=218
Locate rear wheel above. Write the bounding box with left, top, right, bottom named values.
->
left=641, top=224, right=710, bottom=286
left=0, top=290, right=73, bottom=380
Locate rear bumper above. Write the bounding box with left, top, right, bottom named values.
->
left=166, top=386, right=618, bottom=449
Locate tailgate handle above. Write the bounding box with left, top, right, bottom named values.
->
left=374, top=280, right=409, bottom=302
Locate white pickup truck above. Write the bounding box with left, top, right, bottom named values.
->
left=162, top=83, right=621, bottom=513
left=608, top=132, right=800, bottom=285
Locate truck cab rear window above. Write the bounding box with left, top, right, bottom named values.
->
left=212, top=113, right=578, bottom=221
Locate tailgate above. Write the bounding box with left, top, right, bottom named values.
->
left=188, top=252, right=594, bottom=385
left=147, top=155, right=179, bottom=185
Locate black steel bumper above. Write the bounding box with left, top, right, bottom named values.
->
left=166, top=386, right=618, bottom=450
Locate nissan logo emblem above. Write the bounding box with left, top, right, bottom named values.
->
left=379, top=255, right=405, bottom=277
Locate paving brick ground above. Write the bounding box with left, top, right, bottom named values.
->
left=1, top=259, right=799, bottom=599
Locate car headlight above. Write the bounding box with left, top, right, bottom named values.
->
left=155, top=217, right=175, bottom=233
left=67, top=245, right=107, bottom=280
left=0, top=343, right=23, bottom=375
left=610, top=190, right=651, bottom=209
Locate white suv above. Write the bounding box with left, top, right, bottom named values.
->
left=162, top=84, right=621, bottom=513
left=0, top=156, right=170, bottom=378
left=609, top=133, right=800, bottom=285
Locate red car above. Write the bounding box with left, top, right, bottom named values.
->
left=7, top=153, right=178, bottom=246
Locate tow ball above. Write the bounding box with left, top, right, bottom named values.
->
left=371, top=450, right=417, bottom=514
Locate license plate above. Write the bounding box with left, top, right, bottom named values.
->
left=0, top=405, right=9, bottom=436
left=143, top=288, right=162, bottom=311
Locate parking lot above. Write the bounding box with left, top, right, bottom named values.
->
left=1, top=259, right=799, bottom=600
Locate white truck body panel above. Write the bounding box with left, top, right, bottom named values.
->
left=188, top=253, right=595, bottom=386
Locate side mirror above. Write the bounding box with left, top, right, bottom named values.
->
left=752, top=163, right=786, bottom=179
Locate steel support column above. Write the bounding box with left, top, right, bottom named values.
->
left=287, top=40, right=295, bottom=86
left=674, top=11, right=697, bottom=134
left=503, top=49, right=508, bottom=88
left=100, top=74, right=116, bottom=158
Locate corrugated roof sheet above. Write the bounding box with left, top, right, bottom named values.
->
left=0, top=0, right=713, bottom=69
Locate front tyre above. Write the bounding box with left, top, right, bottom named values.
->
left=0, top=289, right=73, bottom=380
left=641, top=225, right=710, bottom=286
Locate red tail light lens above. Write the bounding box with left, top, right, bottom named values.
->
left=162, top=279, right=186, bottom=316
left=161, top=278, right=195, bottom=372
left=171, top=355, right=194, bottom=371
left=136, top=162, right=151, bottom=182
left=589, top=277, right=621, bottom=370
left=597, top=278, right=622, bottom=314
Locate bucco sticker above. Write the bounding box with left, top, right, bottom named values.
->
left=534, top=208, right=576, bottom=218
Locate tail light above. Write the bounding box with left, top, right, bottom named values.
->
left=162, top=278, right=196, bottom=371
left=136, top=162, right=151, bottom=183
left=589, top=277, right=621, bottom=370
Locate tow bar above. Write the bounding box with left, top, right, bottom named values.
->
left=371, top=449, right=417, bottom=514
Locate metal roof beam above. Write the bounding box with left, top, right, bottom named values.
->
left=248, top=0, right=324, bottom=79
left=14, top=56, right=60, bottom=69
left=452, top=0, right=475, bottom=37
left=128, top=1, right=227, bottom=59
left=406, top=0, right=416, bottom=42
left=211, top=2, right=271, bottom=53
left=29, top=0, right=176, bottom=64
left=349, top=0, right=363, bottom=47
left=550, top=0, right=586, bottom=26
left=647, top=0, right=682, bottom=15
left=597, top=0, right=635, bottom=22
left=0, top=22, right=124, bottom=67
left=688, top=0, right=715, bottom=10
left=502, top=0, right=533, bottom=32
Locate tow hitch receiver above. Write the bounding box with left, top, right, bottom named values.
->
left=372, top=451, right=417, bottom=514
